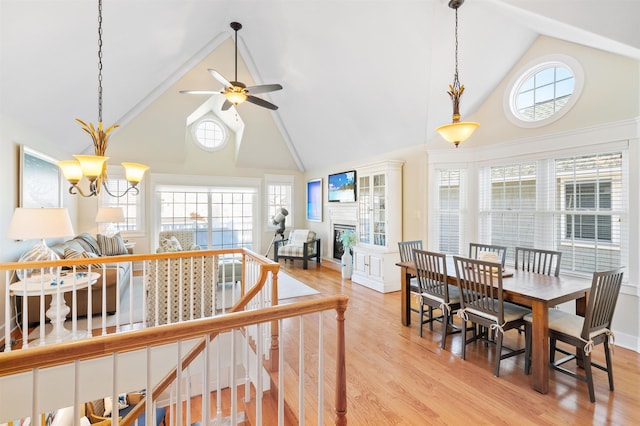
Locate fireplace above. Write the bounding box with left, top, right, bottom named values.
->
left=333, top=224, right=356, bottom=260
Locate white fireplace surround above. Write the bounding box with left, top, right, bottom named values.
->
left=327, top=203, right=357, bottom=262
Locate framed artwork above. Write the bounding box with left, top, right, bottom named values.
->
left=20, top=145, right=62, bottom=208
left=306, top=178, right=322, bottom=222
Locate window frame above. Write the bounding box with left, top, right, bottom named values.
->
left=190, top=115, right=229, bottom=152
left=265, top=174, right=294, bottom=229
left=504, top=54, right=584, bottom=128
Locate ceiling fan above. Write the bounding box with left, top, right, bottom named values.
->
left=180, top=22, right=283, bottom=111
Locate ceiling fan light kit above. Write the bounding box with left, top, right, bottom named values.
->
left=181, top=21, right=283, bottom=111
left=436, top=0, right=479, bottom=148
left=58, top=0, right=149, bottom=197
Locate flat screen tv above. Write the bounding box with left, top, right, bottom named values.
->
left=328, top=170, right=357, bottom=202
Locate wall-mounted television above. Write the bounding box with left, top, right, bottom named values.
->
left=328, top=170, right=357, bottom=202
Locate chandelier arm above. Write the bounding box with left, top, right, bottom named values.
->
left=102, top=184, right=140, bottom=198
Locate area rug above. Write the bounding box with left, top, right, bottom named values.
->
left=277, top=272, right=319, bottom=299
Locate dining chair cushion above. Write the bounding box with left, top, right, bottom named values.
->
left=533, top=310, right=608, bottom=341
left=465, top=299, right=530, bottom=323
left=421, top=284, right=460, bottom=305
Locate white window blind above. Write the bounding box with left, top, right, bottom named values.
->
left=479, top=151, right=626, bottom=274
left=436, top=169, right=465, bottom=255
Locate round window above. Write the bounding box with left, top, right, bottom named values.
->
left=505, top=55, right=583, bottom=128
left=191, top=117, right=228, bottom=151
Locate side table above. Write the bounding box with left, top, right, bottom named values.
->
left=10, top=271, right=100, bottom=346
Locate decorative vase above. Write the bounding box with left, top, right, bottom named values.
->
left=341, top=249, right=353, bottom=279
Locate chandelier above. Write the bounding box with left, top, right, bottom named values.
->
left=57, top=0, right=148, bottom=197
left=435, top=0, right=479, bottom=147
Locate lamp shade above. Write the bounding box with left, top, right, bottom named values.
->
left=95, top=207, right=125, bottom=223
left=7, top=208, right=74, bottom=241
left=121, top=162, right=150, bottom=184
left=73, top=154, right=109, bottom=180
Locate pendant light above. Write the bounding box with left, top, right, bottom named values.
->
left=436, top=0, right=479, bottom=147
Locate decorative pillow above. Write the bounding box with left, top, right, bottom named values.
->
left=49, top=406, right=74, bottom=426
left=63, top=247, right=102, bottom=270
left=159, top=236, right=183, bottom=252
left=97, top=233, right=128, bottom=256
left=103, top=394, right=128, bottom=416
left=79, top=417, right=92, bottom=426
left=288, top=229, right=311, bottom=246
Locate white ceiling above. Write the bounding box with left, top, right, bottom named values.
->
left=2, top=0, right=639, bottom=171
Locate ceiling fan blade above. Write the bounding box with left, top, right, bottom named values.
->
left=246, top=83, right=283, bottom=95
left=221, top=99, right=233, bottom=111
left=179, top=90, right=222, bottom=95
left=208, top=69, right=231, bottom=87
left=246, top=95, right=279, bottom=110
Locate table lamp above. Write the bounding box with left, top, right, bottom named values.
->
left=7, top=208, right=75, bottom=280
left=95, top=206, right=124, bottom=237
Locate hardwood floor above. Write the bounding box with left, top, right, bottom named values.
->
left=278, top=262, right=640, bottom=425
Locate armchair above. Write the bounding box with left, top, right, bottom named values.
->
left=274, top=229, right=321, bottom=269
left=156, top=230, right=201, bottom=253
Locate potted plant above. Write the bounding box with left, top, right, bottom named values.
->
left=339, top=230, right=357, bottom=279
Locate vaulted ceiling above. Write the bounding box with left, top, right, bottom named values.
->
left=2, top=1, right=639, bottom=172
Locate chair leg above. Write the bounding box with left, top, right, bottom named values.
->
left=440, top=310, right=449, bottom=349
left=584, top=353, right=596, bottom=403
left=418, top=302, right=424, bottom=337
left=428, top=306, right=434, bottom=331
left=524, top=322, right=532, bottom=375
left=460, top=320, right=467, bottom=360
left=494, top=331, right=504, bottom=377
left=604, top=339, right=615, bottom=391
left=550, top=337, right=557, bottom=363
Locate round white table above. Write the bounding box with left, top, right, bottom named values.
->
left=10, top=271, right=100, bottom=345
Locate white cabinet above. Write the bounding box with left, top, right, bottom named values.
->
left=351, top=160, right=403, bottom=293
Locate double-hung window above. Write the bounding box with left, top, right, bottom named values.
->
left=265, top=175, right=293, bottom=229
left=435, top=168, right=465, bottom=254
left=478, top=151, right=626, bottom=274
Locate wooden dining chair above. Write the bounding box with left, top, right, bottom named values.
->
left=453, top=256, right=531, bottom=377
left=468, top=243, right=507, bottom=268
left=524, top=267, right=624, bottom=402
left=398, top=240, right=423, bottom=315
left=413, top=249, right=461, bottom=349
left=514, top=247, right=562, bottom=277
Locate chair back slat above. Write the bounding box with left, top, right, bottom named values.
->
left=583, top=268, right=624, bottom=339
left=514, top=247, right=562, bottom=276
left=469, top=243, right=507, bottom=267
left=413, top=250, right=448, bottom=301
left=398, top=240, right=423, bottom=262
left=454, top=256, right=504, bottom=323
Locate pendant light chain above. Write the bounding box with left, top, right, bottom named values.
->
left=97, top=0, right=103, bottom=123
left=452, top=8, right=460, bottom=92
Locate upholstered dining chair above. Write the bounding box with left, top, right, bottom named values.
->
left=524, top=267, right=624, bottom=403
left=398, top=240, right=423, bottom=315
left=514, top=247, right=562, bottom=277
left=469, top=243, right=507, bottom=268
left=413, top=249, right=461, bottom=349
left=453, top=256, right=531, bottom=377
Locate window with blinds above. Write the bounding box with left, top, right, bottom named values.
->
left=100, top=177, right=144, bottom=233
left=478, top=151, right=626, bottom=274
left=436, top=169, right=464, bottom=255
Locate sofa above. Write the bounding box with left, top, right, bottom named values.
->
left=18, top=233, right=132, bottom=326
left=274, top=229, right=321, bottom=269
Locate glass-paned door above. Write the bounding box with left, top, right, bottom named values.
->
left=358, top=175, right=371, bottom=244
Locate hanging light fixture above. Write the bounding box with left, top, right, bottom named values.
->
left=435, top=0, right=479, bottom=147
left=58, top=0, right=148, bottom=197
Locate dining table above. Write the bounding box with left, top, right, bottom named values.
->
left=396, top=257, right=592, bottom=394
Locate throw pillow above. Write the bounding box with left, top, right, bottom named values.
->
left=63, top=247, right=102, bottom=270
left=159, top=236, right=183, bottom=252
left=97, top=233, right=129, bottom=256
